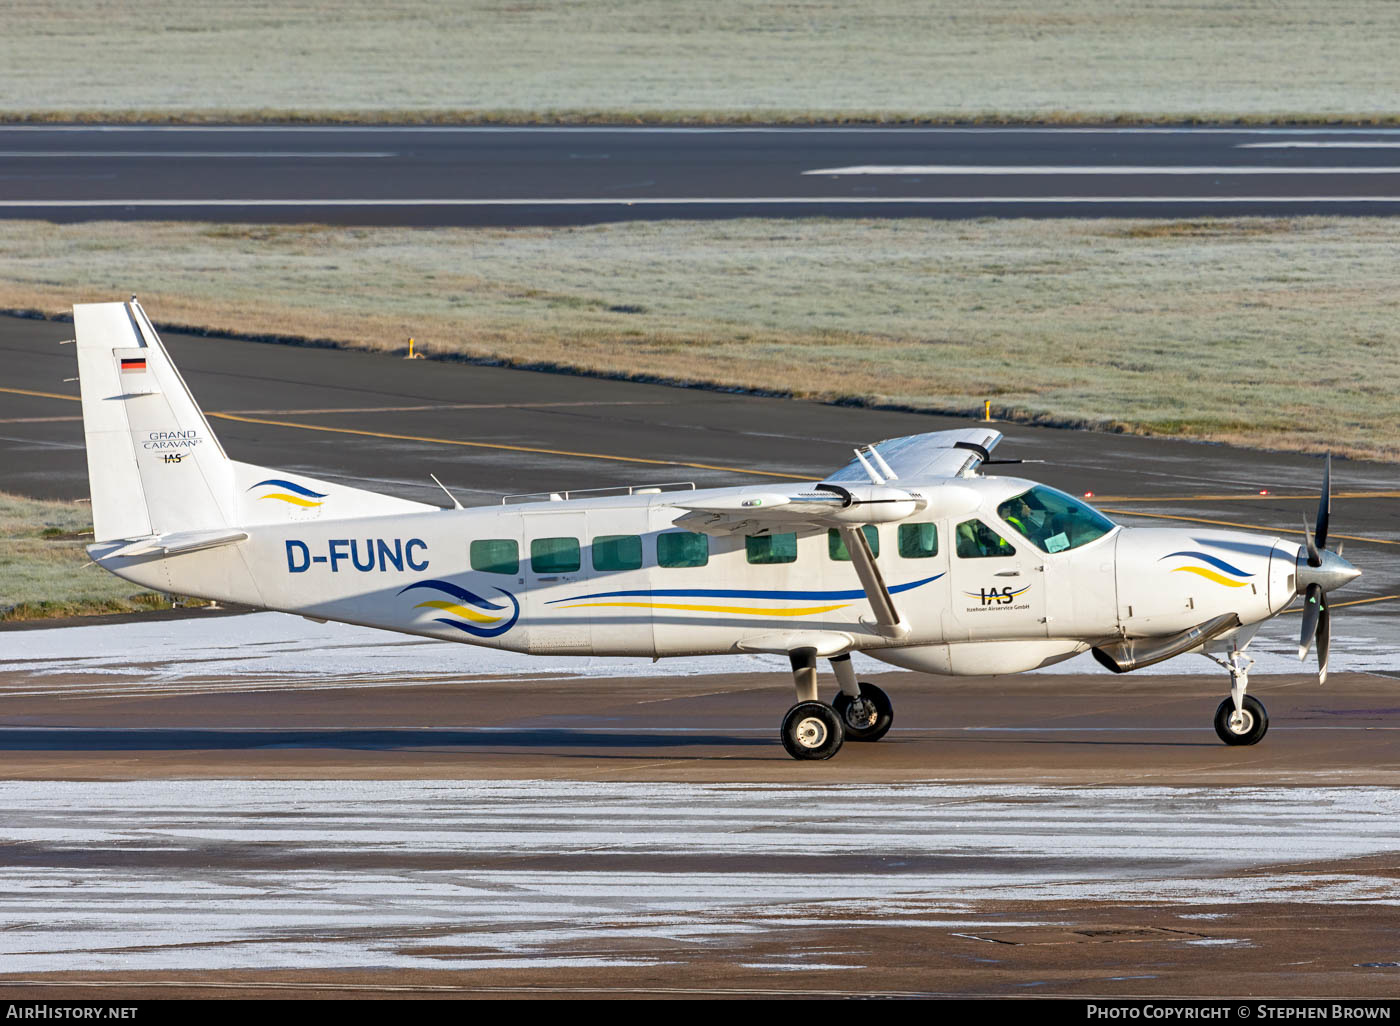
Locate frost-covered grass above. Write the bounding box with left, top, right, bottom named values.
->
left=4, top=217, right=1398, bottom=460
left=0, top=492, right=168, bottom=619
left=3, top=1, right=1400, bottom=123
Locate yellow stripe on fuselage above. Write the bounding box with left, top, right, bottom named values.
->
left=555, top=601, right=850, bottom=617
left=258, top=492, right=324, bottom=508
left=413, top=599, right=504, bottom=624
left=1170, top=566, right=1248, bottom=588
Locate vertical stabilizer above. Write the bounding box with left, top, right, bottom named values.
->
left=75, top=300, right=234, bottom=542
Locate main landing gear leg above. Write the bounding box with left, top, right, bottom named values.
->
left=781, top=648, right=844, bottom=760
left=1209, top=649, right=1268, bottom=746
left=830, top=653, right=895, bottom=743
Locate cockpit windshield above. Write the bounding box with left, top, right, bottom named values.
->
left=996, top=486, right=1115, bottom=554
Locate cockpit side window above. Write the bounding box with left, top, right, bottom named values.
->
left=997, top=486, right=1115, bottom=554
left=955, top=519, right=1016, bottom=558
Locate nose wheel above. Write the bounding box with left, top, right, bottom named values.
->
left=1214, top=694, right=1269, bottom=745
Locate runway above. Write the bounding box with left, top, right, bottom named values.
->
left=3, top=125, right=1400, bottom=223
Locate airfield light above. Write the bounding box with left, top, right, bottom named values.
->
left=1083, top=491, right=1094, bottom=498
left=1259, top=489, right=1269, bottom=496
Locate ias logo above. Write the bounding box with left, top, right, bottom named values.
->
left=964, top=584, right=1032, bottom=606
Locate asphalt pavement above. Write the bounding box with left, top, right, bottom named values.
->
left=3, top=125, right=1400, bottom=223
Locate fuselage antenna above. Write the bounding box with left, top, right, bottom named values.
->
left=430, top=473, right=464, bottom=509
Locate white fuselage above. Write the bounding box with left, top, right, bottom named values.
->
left=96, top=474, right=1300, bottom=676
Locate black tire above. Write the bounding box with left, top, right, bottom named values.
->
left=832, top=682, right=894, bottom=742
left=1214, top=694, right=1269, bottom=746
left=780, top=701, right=845, bottom=760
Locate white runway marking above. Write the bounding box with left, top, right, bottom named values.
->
left=5, top=196, right=1400, bottom=209
left=0, top=152, right=396, bottom=159
left=1237, top=142, right=1400, bottom=149
left=802, top=164, right=1400, bottom=175
left=0, top=779, right=1397, bottom=972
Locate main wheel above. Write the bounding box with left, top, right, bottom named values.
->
left=1214, top=694, right=1269, bottom=746
left=832, top=682, right=894, bottom=742
left=781, top=701, right=845, bottom=760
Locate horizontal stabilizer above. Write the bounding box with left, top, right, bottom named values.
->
left=94, top=527, right=250, bottom=561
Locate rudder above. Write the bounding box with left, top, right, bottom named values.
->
left=75, top=300, right=234, bottom=543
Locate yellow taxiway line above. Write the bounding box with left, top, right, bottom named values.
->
left=0, top=387, right=808, bottom=480
left=7, top=386, right=1396, bottom=495
left=1281, top=593, right=1400, bottom=612
left=0, top=386, right=80, bottom=402
left=1096, top=491, right=1400, bottom=502
left=206, top=412, right=812, bottom=480
left=1099, top=507, right=1399, bottom=547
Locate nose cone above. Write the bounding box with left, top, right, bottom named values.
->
left=1296, top=548, right=1362, bottom=595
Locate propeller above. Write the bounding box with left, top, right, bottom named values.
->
left=1295, top=454, right=1359, bottom=684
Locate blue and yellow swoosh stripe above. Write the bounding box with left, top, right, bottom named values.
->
left=1158, top=550, right=1255, bottom=588
left=547, top=573, right=943, bottom=618
left=401, top=579, right=520, bottom=638
left=247, top=478, right=328, bottom=509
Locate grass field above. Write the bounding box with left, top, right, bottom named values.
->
left=3, top=216, right=1397, bottom=461
left=3, top=1, right=1399, bottom=123
left=0, top=492, right=174, bottom=620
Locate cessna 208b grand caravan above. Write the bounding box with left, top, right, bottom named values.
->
left=75, top=300, right=1361, bottom=759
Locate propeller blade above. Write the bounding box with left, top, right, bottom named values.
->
left=1302, top=517, right=1321, bottom=569
left=1318, top=591, right=1330, bottom=685
left=1299, top=582, right=1323, bottom=660
left=1314, top=453, right=1331, bottom=556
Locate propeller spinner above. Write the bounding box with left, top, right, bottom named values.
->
left=1295, top=454, right=1361, bottom=683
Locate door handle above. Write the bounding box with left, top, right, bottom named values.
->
left=994, top=570, right=1021, bottom=578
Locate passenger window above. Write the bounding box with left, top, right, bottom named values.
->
left=827, top=526, right=879, bottom=561
left=592, top=534, right=642, bottom=572
left=470, top=538, right=519, bottom=575
left=530, top=536, right=581, bottom=573
left=898, top=522, right=939, bottom=559
left=955, top=519, right=1016, bottom=559
left=657, top=531, right=708, bottom=568
left=745, top=533, right=798, bottom=565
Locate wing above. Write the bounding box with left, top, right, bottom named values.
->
left=666, top=430, right=1003, bottom=643
left=824, top=428, right=1003, bottom=484
left=671, top=483, right=921, bottom=537
left=669, top=428, right=1002, bottom=538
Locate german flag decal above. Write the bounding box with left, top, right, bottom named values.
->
left=120, top=358, right=147, bottom=374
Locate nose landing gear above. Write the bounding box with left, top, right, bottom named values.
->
left=780, top=650, right=896, bottom=759
left=1207, top=648, right=1269, bottom=746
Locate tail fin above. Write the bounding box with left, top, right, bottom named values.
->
left=75, top=299, right=433, bottom=544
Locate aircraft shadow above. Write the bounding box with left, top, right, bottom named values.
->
left=0, top=728, right=770, bottom=751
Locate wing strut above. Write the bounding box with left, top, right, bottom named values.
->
left=839, top=526, right=909, bottom=639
